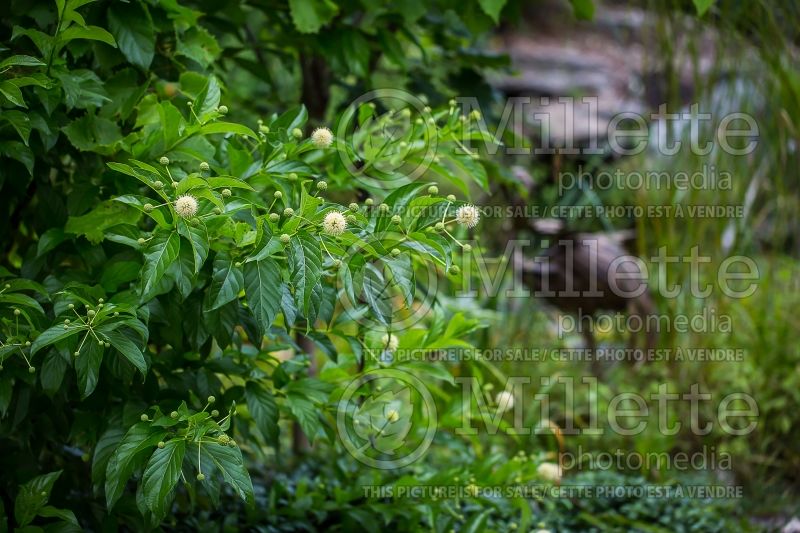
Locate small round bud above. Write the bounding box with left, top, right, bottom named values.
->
left=345, top=214, right=356, bottom=224
left=28, top=366, right=36, bottom=374
left=280, top=234, right=291, bottom=244
left=196, top=473, right=205, bottom=481
left=140, top=414, right=149, bottom=422
left=228, top=440, right=236, bottom=447
left=463, top=244, right=472, bottom=253
left=391, top=248, right=401, bottom=257
left=221, top=188, right=232, bottom=198
left=218, top=105, right=228, bottom=114
left=63, top=325, right=69, bottom=330
left=428, top=185, right=439, bottom=195
left=98, top=298, right=104, bottom=303
left=113, top=312, right=119, bottom=317
left=3, top=284, right=9, bottom=289
left=415, top=117, right=423, bottom=125
left=98, top=303, right=104, bottom=308
left=291, top=127, right=303, bottom=139
left=217, top=434, right=230, bottom=445
left=171, top=181, right=178, bottom=188
left=137, top=238, right=146, bottom=245
left=348, top=203, right=359, bottom=212
left=64, top=319, right=70, bottom=324
left=391, top=215, right=402, bottom=225
left=187, top=101, right=193, bottom=107
left=449, top=265, right=461, bottom=275
left=269, top=213, right=280, bottom=223
left=143, top=203, right=154, bottom=213
left=25, top=341, right=31, bottom=347
left=87, top=310, right=96, bottom=317
left=259, top=124, right=270, bottom=134
left=213, top=207, right=222, bottom=215
left=288, top=173, right=298, bottom=181
left=68, top=304, right=75, bottom=310
left=379, top=203, right=389, bottom=213
left=273, top=191, right=283, bottom=199
left=211, top=409, right=219, bottom=417
left=316, top=180, right=328, bottom=190
left=170, top=411, right=179, bottom=419
left=283, top=208, right=294, bottom=217
left=400, top=108, right=411, bottom=118
left=434, top=222, right=445, bottom=232
left=234, top=262, right=242, bottom=268
left=365, top=198, right=374, bottom=206
left=449, top=99, right=456, bottom=107
left=470, top=110, right=481, bottom=121
left=199, top=161, right=210, bottom=171
left=82, top=453, right=90, bottom=462
left=447, top=194, right=456, bottom=202
left=74, top=351, right=80, bottom=357
left=157, top=441, right=165, bottom=449
left=153, top=180, right=164, bottom=189
left=104, top=342, right=111, bottom=348
left=14, top=309, right=20, bottom=316
left=159, top=156, right=170, bottom=165
left=207, top=395, right=216, bottom=404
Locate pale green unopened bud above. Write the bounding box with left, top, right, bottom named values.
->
left=391, top=215, right=402, bottom=225
left=218, top=105, right=228, bottom=114
left=283, top=208, right=294, bottom=217
left=159, top=156, right=170, bottom=165
left=274, top=191, right=282, bottom=199
left=199, top=162, right=210, bottom=171
left=269, top=213, right=280, bottom=223
left=280, top=234, right=291, bottom=244
left=348, top=203, right=359, bottom=212
left=428, top=185, right=439, bottom=195
left=221, top=189, right=232, bottom=198
left=292, top=127, right=303, bottom=139
left=316, top=181, right=328, bottom=190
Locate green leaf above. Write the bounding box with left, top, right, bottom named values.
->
left=141, top=231, right=180, bottom=296
left=569, top=0, right=595, bottom=20
left=177, top=220, right=209, bottom=273
left=99, top=328, right=147, bottom=376
left=106, top=424, right=167, bottom=510
left=30, top=323, right=85, bottom=356
left=286, top=395, right=320, bottom=442
left=288, top=0, right=338, bottom=33
left=288, top=232, right=322, bottom=317
left=198, top=122, right=258, bottom=139
left=0, top=55, right=44, bottom=69
left=207, top=257, right=243, bottom=310
left=0, top=81, right=26, bottom=107
left=201, top=443, right=254, bottom=506
left=107, top=2, right=155, bottom=69
left=75, top=339, right=104, bottom=398
left=37, top=505, right=79, bottom=526
left=478, top=0, right=507, bottom=22
left=142, top=439, right=186, bottom=521
left=40, top=350, right=68, bottom=395
left=243, top=259, right=281, bottom=336
left=14, top=470, right=62, bottom=527
left=65, top=200, right=139, bottom=244
left=245, top=382, right=279, bottom=445
left=692, top=0, right=715, bottom=15
left=59, top=25, right=116, bottom=47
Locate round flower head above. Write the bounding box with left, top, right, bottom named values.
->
left=381, top=333, right=399, bottom=353
left=455, top=204, right=480, bottom=228
left=495, top=390, right=514, bottom=413
left=175, top=194, right=199, bottom=219
left=536, top=462, right=562, bottom=482
left=311, top=127, right=334, bottom=148
left=322, top=211, right=347, bottom=236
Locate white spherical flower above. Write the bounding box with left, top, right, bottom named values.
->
left=311, top=127, right=334, bottom=148
left=455, top=204, right=480, bottom=228
left=536, top=462, right=562, bottom=482
left=495, top=391, right=515, bottom=413
left=322, top=211, right=347, bottom=236
left=175, top=195, right=199, bottom=219
left=381, top=333, right=399, bottom=353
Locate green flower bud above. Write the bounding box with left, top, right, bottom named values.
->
left=3, top=283, right=9, bottom=289
left=259, top=124, right=270, bottom=134
left=274, top=191, right=283, bottom=199
left=234, top=262, right=242, bottom=268
left=228, top=440, right=236, bottom=448
left=98, top=298, right=104, bottom=303
left=221, top=188, right=232, bottom=198
left=157, top=441, right=165, bottom=449
left=213, top=207, right=222, bottom=215
left=400, top=108, right=411, bottom=118
left=104, top=342, right=111, bottom=348
left=63, top=324, right=69, bottom=330
left=64, top=319, right=70, bottom=324
left=470, top=110, right=481, bottom=121
left=449, top=265, right=460, bottom=275
left=82, top=453, right=90, bottom=462
left=137, top=238, right=146, bottom=245
left=391, top=215, right=402, bottom=225
left=73, top=351, right=80, bottom=357
left=269, top=213, right=280, bottom=223
left=218, top=105, right=228, bottom=114
left=283, top=208, right=294, bottom=217
left=140, top=414, right=149, bottom=422
left=391, top=248, right=401, bottom=257
left=428, top=185, right=439, bottom=195
left=25, top=341, right=31, bottom=347
left=292, top=127, right=303, bottom=139
left=434, top=222, right=445, bottom=232
left=217, top=434, right=230, bottom=445
left=153, top=180, right=164, bottom=189
left=316, top=180, right=328, bottom=190
left=280, top=234, right=291, bottom=244
left=144, top=203, right=154, bottom=212
left=345, top=215, right=356, bottom=224
left=199, top=161, right=210, bottom=171
left=14, top=309, right=20, bottom=316
left=365, top=198, right=374, bottom=206
left=348, top=203, right=359, bottom=212
left=463, top=244, right=472, bottom=253
left=87, top=310, right=96, bottom=317
left=170, top=411, right=179, bottom=419
left=28, top=366, right=36, bottom=374
left=68, top=303, right=75, bottom=310
left=379, top=203, right=389, bottom=213
left=196, top=473, right=205, bottom=481
left=211, top=409, right=219, bottom=417
left=113, top=312, right=119, bottom=317
left=288, top=172, right=298, bottom=181
left=207, top=395, right=216, bottom=404
left=159, top=156, right=170, bottom=165
left=447, top=194, right=456, bottom=202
